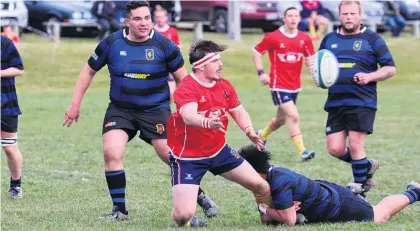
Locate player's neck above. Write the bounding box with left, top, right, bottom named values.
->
left=280, top=26, right=298, bottom=38
left=339, top=26, right=361, bottom=35
left=154, top=24, right=169, bottom=31
left=127, top=31, right=150, bottom=42
left=283, top=26, right=297, bottom=35
left=191, top=72, right=215, bottom=87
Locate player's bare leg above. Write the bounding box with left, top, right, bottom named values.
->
left=152, top=139, right=218, bottom=217
left=99, top=129, right=129, bottom=221
left=2, top=131, right=23, bottom=199
left=220, top=161, right=272, bottom=207
left=373, top=181, right=420, bottom=223
left=172, top=184, right=206, bottom=227
left=346, top=131, right=371, bottom=197
left=327, top=131, right=379, bottom=194
left=281, top=102, right=315, bottom=161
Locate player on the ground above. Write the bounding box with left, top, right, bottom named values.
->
left=167, top=40, right=272, bottom=227
left=252, top=7, right=316, bottom=162
left=1, top=35, right=25, bottom=199
left=239, top=144, right=420, bottom=226
left=319, top=0, right=396, bottom=198
left=62, top=1, right=217, bottom=220
left=153, top=7, right=181, bottom=102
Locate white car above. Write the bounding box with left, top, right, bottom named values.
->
left=0, top=0, right=28, bottom=30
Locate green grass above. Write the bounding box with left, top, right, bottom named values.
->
left=2, top=32, right=420, bottom=231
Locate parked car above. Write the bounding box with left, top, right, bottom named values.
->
left=277, top=0, right=386, bottom=31
left=179, top=1, right=280, bottom=33
left=24, top=1, right=98, bottom=37
left=0, top=0, right=28, bottom=34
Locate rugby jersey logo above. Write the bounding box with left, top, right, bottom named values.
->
left=353, top=41, right=362, bottom=51
left=146, top=49, right=154, bottom=60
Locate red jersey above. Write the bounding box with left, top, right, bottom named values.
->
left=253, top=27, right=314, bottom=92
left=168, top=73, right=242, bottom=159
left=154, top=25, right=180, bottom=46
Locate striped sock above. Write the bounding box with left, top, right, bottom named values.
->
left=338, top=147, right=352, bottom=163
left=105, top=170, right=127, bottom=214
left=404, top=189, right=420, bottom=204
left=351, top=158, right=370, bottom=186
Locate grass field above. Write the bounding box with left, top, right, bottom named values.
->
left=1, top=31, right=420, bottom=231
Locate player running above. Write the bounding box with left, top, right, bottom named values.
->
left=252, top=7, right=316, bottom=162
left=167, top=40, right=272, bottom=227
left=239, top=144, right=420, bottom=226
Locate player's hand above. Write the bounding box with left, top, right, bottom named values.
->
left=259, top=73, right=270, bottom=85
left=293, top=201, right=302, bottom=211
left=354, top=72, right=373, bottom=85
left=246, top=129, right=264, bottom=151
left=208, top=117, right=226, bottom=133
left=62, top=103, right=80, bottom=127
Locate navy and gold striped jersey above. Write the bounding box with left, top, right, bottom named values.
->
left=268, top=166, right=340, bottom=222
left=1, top=35, right=23, bottom=116
left=319, top=26, right=395, bottom=110
left=88, top=28, right=184, bottom=111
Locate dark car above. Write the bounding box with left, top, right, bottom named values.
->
left=24, top=1, right=99, bottom=37
left=180, top=1, right=280, bottom=33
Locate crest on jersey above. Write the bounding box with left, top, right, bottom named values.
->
left=146, top=49, right=154, bottom=60
left=300, top=40, right=304, bottom=48
left=156, top=124, right=164, bottom=134
left=353, top=41, right=362, bottom=51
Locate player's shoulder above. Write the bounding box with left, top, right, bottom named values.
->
left=220, top=78, right=236, bottom=89
left=178, top=74, right=197, bottom=89
left=1, top=35, right=12, bottom=49
left=169, top=26, right=179, bottom=32
left=362, top=27, right=384, bottom=44
left=151, top=30, right=177, bottom=49
left=100, top=28, right=126, bottom=47
left=297, top=30, right=311, bottom=40
left=264, top=29, right=281, bottom=39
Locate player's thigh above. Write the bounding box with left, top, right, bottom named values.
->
left=136, top=108, right=171, bottom=145
left=169, top=154, right=209, bottom=186
left=344, top=107, right=376, bottom=135
left=279, top=101, right=299, bottom=120
left=1, top=116, right=19, bottom=149
left=172, top=184, right=199, bottom=217
left=214, top=146, right=266, bottom=192
left=151, top=138, right=170, bottom=163
left=333, top=183, right=374, bottom=222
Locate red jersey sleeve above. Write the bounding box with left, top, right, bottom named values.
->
left=253, top=33, right=272, bottom=56
left=174, top=84, right=198, bottom=109
left=303, top=34, right=315, bottom=57
left=223, top=80, right=242, bottom=112
left=172, top=28, right=181, bottom=46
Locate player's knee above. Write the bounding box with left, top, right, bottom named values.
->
left=287, top=113, right=300, bottom=124
left=172, top=208, right=194, bottom=226
left=2, top=137, right=18, bottom=156
left=103, top=146, right=123, bottom=163
left=374, top=211, right=391, bottom=223
left=327, top=144, right=346, bottom=157
left=251, top=180, right=270, bottom=196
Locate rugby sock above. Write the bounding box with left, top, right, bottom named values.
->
left=351, top=158, right=370, bottom=186
left=105, top=170, right=127, bottom=214
left=404, top=189, right=420, bottom=204
left=292, top=134, right=306, bottom=156
left=338, top=147, right=352, bottom=163
left=261, top=118, right=279, bottom=141
left=10, top=177, right=21, bottom=188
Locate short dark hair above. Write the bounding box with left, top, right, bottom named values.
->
left=284, top=6, right=299, bottom=17
left=126, top=1, right=150, bottom=18
left=189, top=40, right=228, bottom=66
left=238, top=144, right=272, bottom=174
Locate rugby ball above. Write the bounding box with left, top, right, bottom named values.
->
left=310, top=49, right=340, bottom=89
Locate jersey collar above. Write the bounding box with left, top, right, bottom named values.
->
left=190, top=72, right=216, bottom=88
left=154, top=24, right=170, bottom=32
left=336, top=24, right=367, bottom=37
left=123, top=27, right=155, bottom=45
left=279, top=26, right=298, bottom=38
